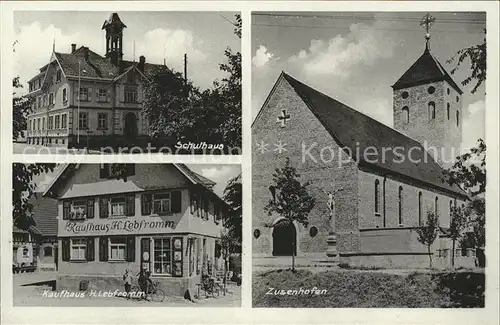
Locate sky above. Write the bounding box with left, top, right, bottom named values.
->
left=33, top=164, right=240, bottom=198
left=252, top=12, right=486, bottom=150
left=14, top=11, right=240, bottom=92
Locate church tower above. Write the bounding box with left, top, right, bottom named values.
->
left=102, top=13, right=127, bottom=66
left=392, top=14, right=463, bottom=166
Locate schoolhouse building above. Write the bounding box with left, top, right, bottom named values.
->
left=252, top=38, right=476, bottom=268
left=25, top=13, right=166, bottom=148
left=43, top=163, right=229, bottom=296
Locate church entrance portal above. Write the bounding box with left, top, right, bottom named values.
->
left=272, top=220, right=296, bottom=256
left=124, top=112, right=138, bottom=138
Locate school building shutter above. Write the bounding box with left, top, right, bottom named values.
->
left=125, top=195, right=135, bottom=216
left=171, top=191, right=182, bottom=213
left=99, top=237, right=108, bottom=261
left=63, top=201, right=70, bottom=220
left=126, top=236, right=135, bottom=262
left=62, top=238, right=70, bottom=261
left=86, top=237, right=95, bottom=261
left=99, top=198, right=109, bottom=218
left=141, top=194, right=152, bottom=215
left=87, top=199, right=94, bottom=219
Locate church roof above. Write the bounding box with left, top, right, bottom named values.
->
left=281, top=72, right=467, bottom=198
left=392, top=48, right=463, bottom=95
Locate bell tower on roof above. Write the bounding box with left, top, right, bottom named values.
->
left=392, top=13, right=463, bottom=167
left=102, top=13, right=127, bottom=66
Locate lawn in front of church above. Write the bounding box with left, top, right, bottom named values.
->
left=252, top=268, right=484, bottom=308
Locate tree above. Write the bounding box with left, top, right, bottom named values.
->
left=223, top=173, right=242, bottom=245
left=13, top=41, right=33, bottom=141
left=141, top=14, right=242, bottom=153
left=416, top=211, right=440, bottom=269
left=442, top=139, right=486, bottom=266
left=264, top=158, right=315, bottom=271
left=449, top=206, right=468, bottom=268
left=13, top=163, right=56, bottom=230
left=447, top=28, right=486, bottom=94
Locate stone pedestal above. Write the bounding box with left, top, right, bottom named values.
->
left=325, top=231, right=339, bottom=261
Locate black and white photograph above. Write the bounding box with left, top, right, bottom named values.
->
left=252, top=12, right=487, bottom=308
left=12, top=11, right=242, bottom=155
left=12, top=163, right=242, bottom=306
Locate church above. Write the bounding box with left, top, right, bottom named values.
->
left=252, top=29, right=476, bottom=269
left=25, top=13, right=166, bottom=148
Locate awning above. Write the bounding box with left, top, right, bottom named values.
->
left=61, top=180, right=144, bottom=199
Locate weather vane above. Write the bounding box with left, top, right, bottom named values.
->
left=420, top=13, right=436, bottom=51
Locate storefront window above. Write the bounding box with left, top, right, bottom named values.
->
left=71, top=238, right=86, bottom=260
left=110, top=197, right=126, bottom=216
left=153, top=193, right=171, bottom=214
left=109, top=237, right=126, bottom=260
left=153, top=238, right=172, bottom=275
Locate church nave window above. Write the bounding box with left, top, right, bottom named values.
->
left=374, top=180, right=380, bottom=216
left=418, top=192, right=423, bottom=226
left=428, top=101, right=436, bottom=120
left=456, top=110, right=460, bottom=127
left=402, top=106, right=409, bottom=124
left=398, top=186, right=403, bottom=226
left=447, top=103, right=450, bottom=120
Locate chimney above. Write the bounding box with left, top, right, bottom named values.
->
left=139, top=55, right=145, bottom=73
left=71, top=44, right=76, bottom=53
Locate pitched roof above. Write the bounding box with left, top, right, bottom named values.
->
left=281, top=72, right=467, bottom=198
left=29, top=196, right=58, bottom=236
left=392, top=49, right=463, bottom=94
left=54, top=47, right=166, bottom=80
left=102, top=12, right=127, bottom=29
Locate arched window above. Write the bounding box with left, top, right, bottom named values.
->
left=435, top=196, right=439, bottom=216
left=398, top=186, right=403, bottom=225
left=402, top=106, right=409, bottom=124
left=383, top=178, right=386, bottom=227
left=428, top=101, right=436, bottom=120
left=447, top=88, right=450, bottom=95
left=456, top=110, right=460, bottom=127
left=447, top=103, right=450, bottom=120
left=418, top=192, right=423, bottom=226
left=374, top=180, right=380, bottom=215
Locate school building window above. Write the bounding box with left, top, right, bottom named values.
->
left=98, top=89, right=108, bottom=102
left=79, top=112, right=88, bottom=129
left=61, top=114, right=67, bottom=128
left=48, top=116, right=53, bottom=130
left=153, top=238, right=172, bottom=275
left=71, top=238, right=87, bottom=260
left=79, top=87, right=89, bottom=101
left=98, top=113, right=108, bottom=129
left=56, top=69, right=62, bottom=82
left=124, top=87, right=137, bottom=103
left=42, top=117, right=46, bottom=130
left=63, top=88, right=67, bottom=103
left=55, top=115, right=60, bottom=129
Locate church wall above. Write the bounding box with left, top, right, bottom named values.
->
left=252, top=75, right=360, bottom=257
left=357, top=168, right=467, bottom=256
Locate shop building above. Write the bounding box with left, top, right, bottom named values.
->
left=43, top=163, right=230, bottom=297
